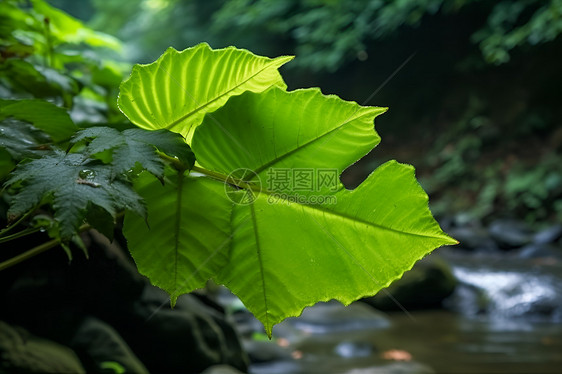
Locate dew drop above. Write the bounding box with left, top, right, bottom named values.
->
left=79, top=169, right=96, bottom=180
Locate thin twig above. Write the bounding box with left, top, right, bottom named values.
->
left=0, top=209, right=37, bottom=238
left=0, top=224, right=91, bottom=272
left=0, top=227, right=41, bottom=244
left=0, top=238, right=59, bottom=271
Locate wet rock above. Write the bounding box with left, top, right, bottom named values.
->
left=0, top=321, right=85, bottom=374
left=443, top=284, right=490, bottom=316
left=200, top=365, right=247, bottom=374
left=0, top=230, right=248, bottom=374
left=451, top=213, right=479, bottom=228
left=69, top=316, right=148, bottom=374
left=231, top=310, right=267, bottom=338
left=517, top=243, right=561, bottom=259
left=334, top=340, right=374, bottom=358
left=533, top=224, right=562, bottom=245
left=250, top=360, right=302, bottom=374
left=243, top=339, right=293, bottom=363
left=122, top=286, right=248, bottom=374
left=76, top=231, right=147, bottom=315
left=287, top=301, right=390, bottom=334
left=343, top=362, right=434, bottom=374
left=1, top=230, right=145, bottom=326
left=488, top=219, right=533, bottom=249
left=362, top=255, right=457, bottom=311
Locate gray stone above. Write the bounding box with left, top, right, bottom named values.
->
left=201, top=365, right=247, bottom=374
left=0, top=231, right=248, bottom=374
left=488, top=219, right=533, bottom=249
left=249, top=360, right=302, bottom=374
left=243, top=340, right=293, bottom=363
left=446, top=226, right=495, bottom=250
left=123, top=287, right=248, bottom=373
left=517, top=243, right=561, bottom=259
left=334, top=341, right=373, bottom=358
left=343, top=362, right=434, bottom=374
left=443, top=284, right=490, bottom=316
left=0, top=321, right=85, bottom=374
left=288, top=301, right=390, bottom=334
left=362, top=255, right=457, bottom=311
left=69, top=316, right=148, bottom=374
left=533, top=225, right=562, bottom=245
left=231, top=310, right=267, bottom=338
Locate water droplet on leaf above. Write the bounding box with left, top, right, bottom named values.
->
left=79, top=169, right=96, bottom=180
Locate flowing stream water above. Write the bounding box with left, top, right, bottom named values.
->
left=233, top=248, right=562, bottom=374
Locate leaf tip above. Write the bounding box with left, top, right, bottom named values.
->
left=377, top=106, right=389, bottom=115
left=447, top=236, right=460, bottom=246
left=279, top=55, right=295, bottom=64
left=265, top=327, right=273, bottom=340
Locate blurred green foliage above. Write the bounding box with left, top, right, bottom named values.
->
left=23, top=0, right=562, bottom=223
left=84, top=0, right=562, bottom=71
left=424, top=91, right=562, bottom=223
left=0, top=0, right=129, bottom=123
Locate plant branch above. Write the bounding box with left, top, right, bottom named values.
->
left=0, top=208, right=37, bottom=238
left=157, top=153, right=260, bottom=192
left=0, top=227, right=41, bottom=244
left=0, top=238, right=60, bottom=271
left=0, top=224, right=91, bottom=272
left=191, top=166, right=261, bottom=192
left=157, top=151, right=190, bottom=171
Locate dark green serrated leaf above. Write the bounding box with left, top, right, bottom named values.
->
left=71, top=234, right=89, bottom=259
left=122, top=128, right=195, bottom=167
left=0, top=118, right=52, bottom=160
left=60, top=242, right=73, bottom=262
left=71, top=127, right=122, bottom=155
left=72, top=126, right=195, bottom=178
left=5, top=150, right=145, bottom=239
left=0, top=99, right=77, bottom=142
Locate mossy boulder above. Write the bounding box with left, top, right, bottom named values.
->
left=362, top=255, right=457, bottom=311
left=0, top=321, right=85, bottom=374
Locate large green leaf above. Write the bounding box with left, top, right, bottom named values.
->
left=0, top=99, right=77, bottom=142
left=190, top=88, right=457, bottom=336
left=117, top=43, right=293, bottom=139
left=124, top=86, right=456, bottom=337
left=123, top=170, right=233, bottom=305
left=192, top=87, right=385, bottom=180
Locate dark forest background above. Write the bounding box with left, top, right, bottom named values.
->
left=47, top=0, right=562, bottom=224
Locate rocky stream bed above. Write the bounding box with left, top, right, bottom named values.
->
left=1, top=218, right=561, bottom=373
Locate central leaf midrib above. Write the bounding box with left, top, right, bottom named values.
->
left=275, top=193, right=451, bottom=241
left=200, top=174, right=452, bottom=242
left=252, top=109, right=379, bottom=175
left=165, top=59, right=287, bottom=131
left=249, top=201, right=271, bottom=333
